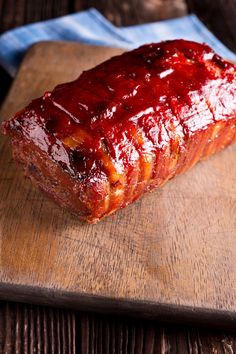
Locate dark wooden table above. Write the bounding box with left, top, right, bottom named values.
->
left=1, top=0, right=236, bottom=352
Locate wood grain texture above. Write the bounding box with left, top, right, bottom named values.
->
left=187, top=0, right=236, bottom=53
left=0, top=0, right=73, bottom=33
left=79, top=0, right=187, bottom=26
left=1, top=302, right=236, bottom=354
left=0, top=0, right=187, bottom=33
left=0, top=302, right=76, bottom=353
left=1, top=41, right=236, bottom=326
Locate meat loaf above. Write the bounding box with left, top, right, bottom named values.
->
left=2, top=40, right=236, bottom=223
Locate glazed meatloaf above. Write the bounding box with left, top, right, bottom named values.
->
left=2, top=40, right=236, bottom=223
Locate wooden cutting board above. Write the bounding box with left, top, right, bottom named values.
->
left=1, top=41, right=236, bottom=326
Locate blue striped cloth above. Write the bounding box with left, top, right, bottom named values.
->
left=0, top=8, right=235, bottom=77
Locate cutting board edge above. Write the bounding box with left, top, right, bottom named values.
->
left=0, top=281, right=236, bottom=328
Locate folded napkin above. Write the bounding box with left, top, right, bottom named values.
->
left=0, top=8, right=235, bottom=77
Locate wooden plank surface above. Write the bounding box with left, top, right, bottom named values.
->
left=0, top=302, right=76, bottom=353
left=0, top=0, right=187, bottom=32
left=187, top=0, right=236, bottom=53
left=1, top=301, right=236, bottom=353
left=1, top=41, right=236, bottom=326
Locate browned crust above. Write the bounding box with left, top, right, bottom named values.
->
left=9, top=134, right=95, bottom=222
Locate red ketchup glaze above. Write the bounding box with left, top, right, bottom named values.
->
left=5, top=40, right=236, bottom=220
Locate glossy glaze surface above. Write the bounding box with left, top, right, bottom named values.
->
left=3, top=40, right=236, bottom=222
